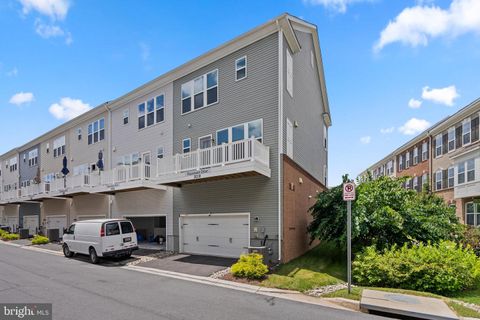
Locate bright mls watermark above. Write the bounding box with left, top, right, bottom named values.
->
left=1, top=304, right=51, bottom=320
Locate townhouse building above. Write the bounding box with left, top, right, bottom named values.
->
left=0, top=13, right=330, bottom=263
left=362, top=98, right=480, bottom=225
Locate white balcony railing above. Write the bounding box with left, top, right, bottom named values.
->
left=156, top=138, right=270, bottom=179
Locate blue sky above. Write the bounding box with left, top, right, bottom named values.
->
left=1, top=0, right=479, bottom=186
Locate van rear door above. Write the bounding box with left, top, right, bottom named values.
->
left=102, top=222, right=122, bottom=254
left=120, top=221, right=137, bottom=249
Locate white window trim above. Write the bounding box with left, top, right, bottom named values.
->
left=181, top=69, right=219, bottom=115
left=123, top=109, right=129, bottom=125
left=463, top=118, right=471, bottom=146
left=182, top=138, right=191, bottom=153
left=448, top=127, right=455, bottom=153
left=235, top=56, right=247, bottom=81
left=87, top=118, right=105, bottom=145
left=137, top=94, right=165, bottom=130
left=422, top=142, right=428, bottom=161
left=448, top=166, right=454, bottom=188
left=435, top=134, right=442, bottom=158
left=198, top=134, right=213, bottom=149
left=406, top=152, right=410, bottom=168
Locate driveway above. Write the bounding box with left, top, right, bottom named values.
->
left=138, top=254, right=237, bottom=276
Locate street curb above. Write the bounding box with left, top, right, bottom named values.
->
left=0, top=240, right=23, bottom=247
left=0, top=240, right=63, bottom=255
left=123, top=265, right=351, bottom=311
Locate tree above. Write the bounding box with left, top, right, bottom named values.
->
left=308, top=175, right=461, bottom=253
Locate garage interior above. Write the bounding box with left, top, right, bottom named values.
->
left=126, top=216, right=166, bottom=250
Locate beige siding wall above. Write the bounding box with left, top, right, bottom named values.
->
left=1, top=152, right=19, bottom=188
left=41, top=199, right=72, bottom=224
left=70, top=194, right=109, bottom=220
left=40, top=131, right=70, bottom=179
left=4, top=204, right=19, bottom=217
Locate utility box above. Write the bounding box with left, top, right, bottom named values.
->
left=19, top=228, right=29, bottom=239
left=47, top=229, right=60, bottom=242
left=248, top=246, right=268, bottom=264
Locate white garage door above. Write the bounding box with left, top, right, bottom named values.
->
left=181, top=214, right=249, bottom=258
left=76, top=215, right=105, bottom=221
left=6, top=216, right=18, bottom=232
left=46, top=215, right=67, bottom=237
left=23, top=215, right=39, bottom=236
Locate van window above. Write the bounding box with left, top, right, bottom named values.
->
left=105, top=222, right=120, bottom=236
left=120, top=221, right=134, bottom=234
left=67, top=224, right=75, bottom=234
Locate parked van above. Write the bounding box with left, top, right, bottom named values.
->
left=62, top=219, right=138, bottom=264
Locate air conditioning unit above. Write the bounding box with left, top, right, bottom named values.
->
left=47, top=229, right=60, bottom=242
left=19, top=228, right=29, bottom=239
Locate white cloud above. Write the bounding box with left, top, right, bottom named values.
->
left=139, top=42, right=150, bottom=61
left=19, top=0, right=70, bottom=20
left=49, top=97, right=91, bottom=121
left=408, top=98, right=423, bottom=108
left=421, top=85, right=459, bottom=106
left=34, top=19, right=72, bottom=44
left=302, top=0, right=372, bottom=13
left=374, top=0, right=480, bottom=52
left=360, top=136, right=372, bottom=144
left=9, top=92, right=34, bottom=106
left=398, top=118, right=431, bottom=135
left=380, top=127, right=395, bottom=134
left=6, top=67, right=18, bottom=77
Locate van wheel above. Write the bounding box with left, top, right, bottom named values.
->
left=89, top=248, right=99, bottom=264
left=63, top=244, right=74, bottom=258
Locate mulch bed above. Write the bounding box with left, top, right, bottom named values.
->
left=221, top=272, right=264, bottom=286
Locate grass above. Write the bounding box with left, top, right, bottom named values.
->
left=261, top=242, right=346, bottom=292
left=448, top=287, right=480, bottom=306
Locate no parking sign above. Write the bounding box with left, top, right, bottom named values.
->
left=343, top=182, right=356, bottom=201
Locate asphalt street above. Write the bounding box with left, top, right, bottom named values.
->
left=0, top=244, right=385, bottom=320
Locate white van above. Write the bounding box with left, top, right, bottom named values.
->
left=62, top=219, right=138, bottom=264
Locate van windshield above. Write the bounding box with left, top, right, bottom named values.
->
left=120, top=221, right=134, bottom=234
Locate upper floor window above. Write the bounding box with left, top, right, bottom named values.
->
left=413, top=147, right=418, bottom=165
left=235, top=56, right=247, bottom=81
left=182, top=138, right=191, bottom=153
left=435, top=170, right=442, bottom=191
left=28, top=149, right=38, bottom=167
left=138, top=95, right=164, bottom=130
left=435, top=134, right=442, bottom=158
left=405, top=152, right=410, bottom=168
left=286, top=49, right=293, bottom=97
left=448, top=127, right=455, bottom=152
left=448, top=166, right=454, bottom=188
left=413, top=176, right=418, bottom=191
left=77, top=128, right=82, bottom=141
left=9, top=157, right=17, bottom=172
left=422, top=173, right=428, bottom=187
left=422, top=142, right=428, bottom=161
left=117, top=152, right=139, bottom=166
left=88, top=119, right=105, bottom=145
left=463, top=119, right=471, bottom=145
left=387, top=160, right=393, bottom=175
left=457, top=159, right=475, bottom=185
left=181, top=70, right=218, bottom=114
left=123, top=110, right=129, bottom=125
left=216, top=119, right=263, bottom=146
left=53, top=136, right=66, bottom=157
left=467, top=159, right=475, bottom=182
left=399, top=155, right=404, bottom=171
left=157, top=147, right=164, bottom=159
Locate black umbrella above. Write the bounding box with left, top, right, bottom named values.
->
left=61, top=156, right=70, bottom=176
left=97, top=151, right=104, bottom=171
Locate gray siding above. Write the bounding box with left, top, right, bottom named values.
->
left=283, top=31, right=327, bottom=184
left=172, top=32, right=280, bottom=261
left=19, top=144, right=41, bottom=183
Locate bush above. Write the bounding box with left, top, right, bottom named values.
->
left=0, top=229, right=7, bottom=238
left=458, top=226, right=480, bottom=257
left=1, top=233, right=20, bottom=241
left=353, top=241, right=480, bottom=295
left=31, top=235, right=49, bottom=245
left=231, top=253, right=269, bottom=280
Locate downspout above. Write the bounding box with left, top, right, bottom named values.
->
left=104, top=102, right=113, bottom=219
left=276, top=20, right=284, bottom=262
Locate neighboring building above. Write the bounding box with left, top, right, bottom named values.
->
left=18, top=143, right=41, bottom=235
left=0, top=13, right=331, bottom=263
left=362, top=98, right=480, bottom=225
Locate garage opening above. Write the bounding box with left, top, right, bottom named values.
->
left=125, top=216, right=166, bottom=250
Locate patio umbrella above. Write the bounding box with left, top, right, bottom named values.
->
left=33, top=167, right=41, bottom=184
left=96, top=151, right=104, bottom=171
left=61, top=156, right=70, bottom=176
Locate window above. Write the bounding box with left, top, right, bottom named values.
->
left=182, top=138, right=191, bottom=153
left=120, top=221, right=134, bottom=234
left=215, top=119, right=264, bottom=146
left=422, top=142, right=428, bottom=161
left=467, top=159, right=475, bottom=182
left=422, top=173, right=428, bottom=189
left=466, top=202, right=480, bottom=227
left=181, top=70, right=218, bottom=114
left=53, top=136, right=66, bottom=158
left=156, top=95, right=165, bottom=123
left=157, top=146, right=164, bottom=159
left=448, top=127, right=455, bottom=152
left=458, top=162, right=466, bottom=184
left=28, top=149, right=38, bottom=167
left=105, top=222, right=120, bottom=236
left=448, top=167, right=454, bottom=188
left=73, top=164, right=89, bottom=176
left=235, top=56, right=247, bottom=81
left=88, top=119, right=104, bottom=145
left=146, top=98, right=155, bottom=126
left=435, top=134, right=442, bottom=157
left=399, top=156, right=404, bottom=171
left=123, top=110, right=129, bottom=125
left=463, top=119, right=471, bottom=145
left=138, top=102, right=145, bottom=130
left=413, top=177, right=418, bottom=191
left=387, top=161, right=393, bottom=175
left=286, top=49, right=293, bottom=96
left=435, top=170, right=442, bottom=191
left=405, top=152, right=410, bottom=168
left=66, top=224, right=75, bottom=234
left=77, top=128, right=82, bottom=140
left=9, top=157, right=17, bottom=172
left=117, top=153, right=139, bottom=166
left=405, top=178, right=411, bottom=189
left=413, top=147, right=418, bottom=165
left=198, top=135, right=212, bottom=149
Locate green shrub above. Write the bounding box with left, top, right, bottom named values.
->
left=31, top=235, right=49, bottom=245
left=0, top=229, right=7, bottom=238
left=353, top=241, right=480, bottom=295
left=458, top=226, right=480, bottom=257
left=1, top=233, right=20, bottom=241
left=231, top=253, right=269, bottom=280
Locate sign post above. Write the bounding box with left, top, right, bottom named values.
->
left=343, top=181, right=356, bottom=294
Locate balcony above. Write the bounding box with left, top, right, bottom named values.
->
left=156, top=138, right=271, bottom=186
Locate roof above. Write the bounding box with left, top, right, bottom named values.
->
left=0, top=13, right=331, bottom=158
